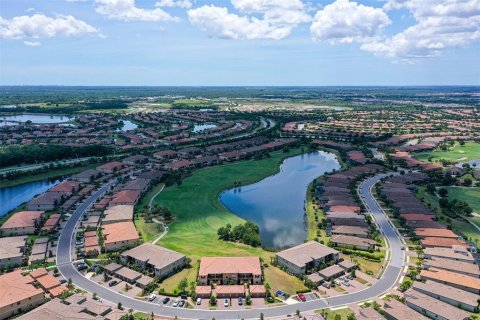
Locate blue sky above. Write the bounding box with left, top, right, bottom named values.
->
left=1, top=0, right=479, bottom=86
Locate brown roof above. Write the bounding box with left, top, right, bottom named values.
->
left=110, top=190, right=140, bottom=205
left=415, top=228, right=458, bottom=238
left=199, top=257, right=261, bottom=277
left=0, top=270, right=44, bottom=309
left=49, top=181, right=81, bottom=193
left=421, top=237, right=467, bottom=248
left=420, top=268, right=480, bottom=291
left=424, top=257, right=480, bottom=276
left=29, top=269, right=48, bottom=279
left=102, top=221, right=139, bottom=244
left=121, top=243, right=185, bottom=270
left=97, top=161, right=123, bottom=171
left=195, top=286, right=212, bottom=295
left=0, top=211, right=43, bottom=229
left=249, top=285, right=266, bottom=294
left=35, top=273, right=60, bottom=290
left=215, top=285, right=245, bottom=295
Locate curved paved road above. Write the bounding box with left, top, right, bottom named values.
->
left=57, top=172, right=405, bottom=319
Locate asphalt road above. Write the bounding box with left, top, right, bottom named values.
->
left=57, top=172, right=405, bottom=319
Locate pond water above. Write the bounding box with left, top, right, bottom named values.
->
left=0, top=179, right=63, bottom=217
left=120, top=120, right=138, bottom=131
left=0, top=114, right=73, bottom=126
left=192, top=123, right=217, bottom=132
left=220, top=151, right=340, bottom=249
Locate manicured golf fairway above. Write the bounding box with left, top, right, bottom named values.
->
left=416, top=142, right=480, bottom=162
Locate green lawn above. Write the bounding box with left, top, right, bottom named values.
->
left=0, top=163, right=98, bottom=188
left=446, top=186, right=480, bottom=212
left=316, top=307, right=355, bottom=320
left=416, top=142, right=480, bottom=163
left=416, top=186, right=480, bottom=244
left=154, top=148, right=304, bottom=259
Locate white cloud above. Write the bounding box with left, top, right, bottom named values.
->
left=362, top=0, right=480, bottom=61
left=187, top=0, right=310, bottom=40
left=95, top=0, right=180, bottom=22
left=155, top=0, right=192, bottom=9
left=25, top=8, right=35, bottom=13
left=24, top=40, right=41, bottom=46
left=310, top=0, right=390, bottom=44
left=0, top=14, right=98, bottom=40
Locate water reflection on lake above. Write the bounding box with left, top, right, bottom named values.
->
left=192, top=124, right=217, bottom=132
left=0, top=179, right=62, bottom=217
left=0, top=114, right=73, bottom=126
left=220, top=151, right=340, bottom=249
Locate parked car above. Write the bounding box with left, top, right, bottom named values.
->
left=334, top=279, right=342, bottom=286
left=322, top=282, right=331, bottom=289
left=196, top=298, right=202, bottom=305
left=77, top=264, right=88, bottom=271
left=224, top=299, right=229, bottom=307
left=238, top=297, right=243, bottom=305
left=178, top=300, right=185, bottom=308
left=162, top=297, right=170, bottom=304
left=108, top=280, right=118, bottom=287
left=148, top=294, right=156, bottom=302
left=342, top=280, right=350, bottom=287
left=59, top=279, right=67, bottom=284
left=298, top=293, right=306, bottom=302
left=172, top=300, right=179, bottom=307
left=180, top=294, right=188, bottom=300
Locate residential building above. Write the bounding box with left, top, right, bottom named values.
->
left=109, top=190, right=140, bottom=206
left=0, top=211, right=43, bottom=236
left=404, top=288, right=470, bottom=320
left=423, top=246, right=475, bottom=263
left=102, top=205, right=134, bottom=224
left=121, top=243, right=186, bottom=278
left=382, top=298, right=429, bottom=320
left=331, top=235, right=377, bottom=250
left=0, top=236, right=26, bottom=268
left=420, top=268, right=480, bottom=294
left=275, top=241, right=339, bottom=275
left=423, top=257, right=480, bottom=278
left=102, top=221, right=139, bottom=252
left=198, top=257, right=262, bottom=285
left=0, top=271, right=45, bottom=320
left=412, top=280, right=479, bottom=312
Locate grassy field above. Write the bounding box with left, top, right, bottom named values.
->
left=417, top=186, right=480, bottom=244
left=416, top=142, right=480, bottom=162
left=316, top=307, right=355, bottom=320
left=0, top=163, right=98, bottom=188
left=134, top=218, right=162, bottom=243
left=446, top=186, right=480, bottom=212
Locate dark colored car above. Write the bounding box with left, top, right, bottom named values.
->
left=108, top=280, right=118, bottom=287
left=162, top=297, right=170, bottom=304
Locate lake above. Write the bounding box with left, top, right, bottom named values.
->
left=220, top=151, right=340, bottom=249
left=192, top=123, right=217, bottom=132
left=0, top=179, right=63, bottom=217
left=0, top=114, right=73, bottom=126
left=120, top=120, right=138, bottom=131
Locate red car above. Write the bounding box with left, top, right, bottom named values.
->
left=298, top=293, right=306, bottom=302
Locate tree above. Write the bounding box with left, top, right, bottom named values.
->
left=438, top=188, right=448, bottom=198
left=118, top=302, right=123, bottom=310
left=347, top=313, right=356, bottom=320
left=210, top=293, right=217, bottom=306
left=177, top=278, right=188, bottom=293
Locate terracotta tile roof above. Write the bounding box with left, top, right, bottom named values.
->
left=0, top=270, right=44, bottom=309
left=420, top=268, right=480, bottom=291
left=102, top=221, right=139, bottom=244
left=0, top=211, right=43, bottom=229
left=199, top=257, right=261, bottom=277
left=215, top=285, right=245, bottom=295
left=49, top=181, right=81, bottom=193
left=415, top=228, right=458, bottom=238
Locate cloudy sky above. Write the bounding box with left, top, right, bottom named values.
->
left=1, top=0, right=479, bottom=85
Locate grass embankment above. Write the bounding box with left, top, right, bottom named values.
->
left=316, top=307, right=355, bottom=320
left=152, top=148, right=308, bottom=293
left=0, top=163, right=98, bottom=188
left=416, top=186, right=480, bottom=244
left=416, top=142, right=480, bottom=162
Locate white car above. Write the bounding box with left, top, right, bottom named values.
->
left=224, top=299, right=229, bottom=307
left=196, top=298, right=202, bottom=305
left=172, top=300, right=179, bottom=307
left=148, top=294, right=156, bottom=302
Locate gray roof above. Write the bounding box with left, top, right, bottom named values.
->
left=404, top=288, right=470, bottom=320
left=412, top=280, right=479, bottom=307
left=276, top=241, right=339, bottom=268
left=121, top=243, right=185, bottom=270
